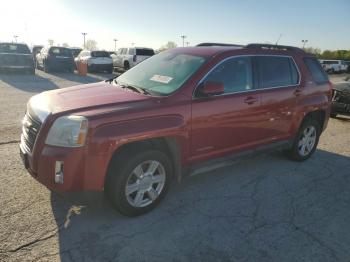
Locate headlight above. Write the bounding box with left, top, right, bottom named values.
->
left=45, top=115, right=88, bottom=147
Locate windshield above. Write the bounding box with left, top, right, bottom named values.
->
left=0, top=43, right=31, bottom=54
left=116, top=51, right=206, bottom=95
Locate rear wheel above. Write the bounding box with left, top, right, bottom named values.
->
left=124, top=61, right=130, bottom=71
left=105, top=150, right=173, bottom=216
left=287, top=118, right=321, bottom=161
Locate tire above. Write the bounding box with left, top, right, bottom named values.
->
left=43, top=61, right=50, bottom=73
left=330, top=113, right=337, bottom=118
left=124, top=61, right=130, bottom=71
left=287, top=118, right=321, bottom=161
left=105, top=150, right=173, bottom=216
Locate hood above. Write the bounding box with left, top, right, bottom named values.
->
left=28, top=81, right=152, bottom=121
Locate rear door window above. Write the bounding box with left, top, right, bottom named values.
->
left=304, top=57, right=329, bottom=84
left=256, top=56, right=299, bottom=88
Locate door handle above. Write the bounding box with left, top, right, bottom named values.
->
left=244, top=96, right=258, bottom=105
left=294, top=89, right=302, bottom=96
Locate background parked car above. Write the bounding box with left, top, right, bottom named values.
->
left=319, top=59, right=348, bottom=74
left=75, top=50, right=113, bottom=73
left=0, top=42, right=35, bottom=74
left=69, top=47, right=82, bottom=58
left=344, top=61, right=350, bottom=73
left=32, top=45, right=43, bottom=68
left=331, top=77, right=350, bottom=117
left=36, top=46, right=75, bottom=73
left=112, top=47, right=155, bottom=71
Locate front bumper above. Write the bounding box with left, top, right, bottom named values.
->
left=331, top=101, right=350, bottom=115
left=20, top=144, right=90, bottom=192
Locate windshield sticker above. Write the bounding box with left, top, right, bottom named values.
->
left=150, top=75, right=173, bottom=84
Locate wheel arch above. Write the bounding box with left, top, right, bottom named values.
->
left=104, top=136, right=183, bottom=190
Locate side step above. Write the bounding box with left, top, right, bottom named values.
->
left=188, top=140, right=292, bottom=177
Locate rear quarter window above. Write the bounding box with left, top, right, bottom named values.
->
left=304, top=57, right=329, bottom=84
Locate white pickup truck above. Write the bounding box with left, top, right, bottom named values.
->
left=319, top=59, right=348, bottom=74
left=111, top=47, right=155, bottom=71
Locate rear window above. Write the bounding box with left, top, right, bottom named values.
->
left=0, top=43, right=31, bottom=54
left=91, top=51, right=110, bottom=57
left=136, top=49, right=155, bottom=56
left=257, top=56, right=299, bottom=88
left=304, top=57, right=329, bottom=84
left=49, top=47, right=72, bottom=56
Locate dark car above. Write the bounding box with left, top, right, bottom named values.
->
left=32, top=45, right=43, bottom=67
left=331, top=77, right=350, bottom=117
left=20, top=43, right=332, bottom=216
left=36, top=46, right=75, bottom=73
left=0, top=42, right=35, bottom=74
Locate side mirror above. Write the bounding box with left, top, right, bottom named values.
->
left=200, top=81, right=225, bottom=96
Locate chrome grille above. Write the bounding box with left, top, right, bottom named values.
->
left=21, top=112, right=42, bottom=153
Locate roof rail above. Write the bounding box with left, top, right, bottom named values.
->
left=245, top=43, right=305, bottom=53
left=196, top=43, right=244, bottom=47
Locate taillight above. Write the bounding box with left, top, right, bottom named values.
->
left=133, top=55, right=137, bottom=62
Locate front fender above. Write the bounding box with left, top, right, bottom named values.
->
left=84, top=115, right=189, bottom=190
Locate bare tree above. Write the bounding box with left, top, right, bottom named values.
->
left=157, top=41, right=178, bottom=53
left=48, top=39, right=54, bottom=46
left=62, top=43, right=69, bottom=48
left=85, top=39, right=98, bottom=50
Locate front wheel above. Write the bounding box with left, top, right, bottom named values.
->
left=287, top=118, right=321, bottom=161
left=105, top=150, right=173, bottom=216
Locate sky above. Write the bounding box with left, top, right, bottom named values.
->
left=1, top=0, right=349, bottom=51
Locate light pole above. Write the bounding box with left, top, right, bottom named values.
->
left=180, top=35, right=186, bottom=47
left=82, top=32, right=87, bottom=49
left=13, top=35, right=18, bottom=43
left=113, top=39, right=118, bottom=52
left=301, top=39, right=308, bottom=49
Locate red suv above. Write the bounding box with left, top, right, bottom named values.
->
left=20, top=43, right=332, bottom=216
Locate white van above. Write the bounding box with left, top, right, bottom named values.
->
left=318, top=59, right=348, bottom=74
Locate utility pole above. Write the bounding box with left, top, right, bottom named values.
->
left=82, top=32, right=87, bottom=49
left=113, top=39, right=118, bottom=52
left=186, top=41, right=190, bottom=47
left=275, top=34, right=282, bottom=45
left=13, top=35, right=18, bottom=43
left=301, top=39, right=308, bottom=49
left=180, top=35, right=186, bottom=47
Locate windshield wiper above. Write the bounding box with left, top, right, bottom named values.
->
left=113, top=79, right=152, bottom=95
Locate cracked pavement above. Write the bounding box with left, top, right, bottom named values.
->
left=1, top=71, right=350, bottom=261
